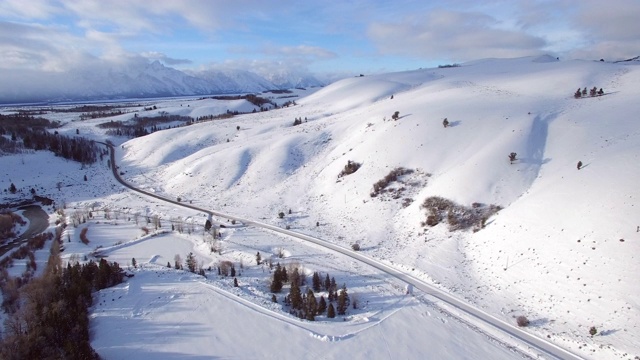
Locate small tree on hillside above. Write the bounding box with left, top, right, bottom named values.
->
left=509, top=152, right=517, bottom=164
left=186, top=252, right=197, bottom=273
left=574, top=88, right=582, bottom=99
left=516, top=315, right=529, bottom=327
left=391, top=111, right=400, bottom=120
left=174, top=254, right=183, bottom=270
left=131, top=257, right=137, bottom=268
left=256, top=251, right=262, bottom=265
left=442, top=118, right=449, bottom=128
left=589, top=326, right=597, bottom=336
left=577, top=160, right=583, bottom=170
left=9, top=183, right=17, bottom=194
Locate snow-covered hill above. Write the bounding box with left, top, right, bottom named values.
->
left=115, top=55, right=639, bottom=359
left=2, top=55, right=638, bottom=359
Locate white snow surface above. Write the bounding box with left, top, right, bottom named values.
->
left=1, top=56, right=639, bottom=359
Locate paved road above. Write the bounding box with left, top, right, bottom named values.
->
left=0, top=205, right=49, bottom=257
left=103, top=142, right=583, bottom=360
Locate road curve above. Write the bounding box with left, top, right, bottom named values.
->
left=102, top=142, right=583, bottom=360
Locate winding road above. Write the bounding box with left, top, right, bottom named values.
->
left=103, top=142, right=583, bottom=360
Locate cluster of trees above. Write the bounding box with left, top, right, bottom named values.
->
left=270, top=266, right=351, bottom=321
left=209, top=94, right=274, bottom=108
left=0, top=113, right=99, bottom=163
left=0, top=254, right=125, bottom=359
left=574, top=87, right=604, bottom=98
left=292, top=117, right=307, bottom=126
left=98, top=113, right=194, bottom=138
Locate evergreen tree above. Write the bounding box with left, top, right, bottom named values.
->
left=305, top=289, right=317, bottom=321
left=318, top=296, right=327, bottom=314
left=290, top=267, right=301, bottom=287
left=330, top=277, right=337, bottom=292
left=233, top=277, right=239, bottom=287
left=230, top=265, right=236, bottom=277
left=131, top=257, right=137, bottom=268
left=167, top=261, right=171, bottom=268
left=185, top=252, right=197, bottom=273
left=281, top=266, right=288, bottom=283
left=324, top=273, right=331, bottom=291
left=270, top=264, right=283, bottom=293
left=271, top=294, right=277, bottom=303
left=289, top=274, right=303, bottom=310
left=312, top=271, right=322, bottom=292
left=9, top=183, right=17, bottom=194
left=337, top=284, right=349, bottom=315
left=256, top=251, right=261, bottom=265
left=327, top=303, right=336, bottom=318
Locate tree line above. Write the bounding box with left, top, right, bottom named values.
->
left=0, top=113, right=99, bottom=163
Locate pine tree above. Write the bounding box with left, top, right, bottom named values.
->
left=289, top=275, right=303, bottom=310
left=337, top=284, right=349, bottom=315
left=233, top=277, right=239, bottom=287
left=270, top=264, right=283, bottom=293
left=256, top=251, right=261, bottom=265
left=230, top=265, right=236, bottom=277
left=131, top=257, right=137, bottom=268
left=281, top=266, right=288, bottom=283
left=305, top=289, right=317, bottom=321
left=185, top=252, right=197, bottom=273
left=318, top=296, right=327, bottom=314
left=167, top=261, right=171, bottom=268
left=324, top=273, right=331, bottom=291
left=312, top=272, right=322, bottom=292
left=327, top=303, right=336, bottom=318
left=9, top=183, right=17, bottom=194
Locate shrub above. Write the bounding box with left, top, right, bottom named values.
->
left=589, top=326, right=597, bottom=336
left=338, top=160, right=361, bottom=178
left=278, top=211, right=285, bottom=219
left=370, top=167, right=414, bottom=197
left=391, top=111, right=400, bottom=120
left=508, top=152, right=517, bottom=164
left=420, top=196, right=501, bottom=231
left=516, top=316, right=529, bottom=327
left=79, top=228, right=90, bottom=244
left=442, top=118, right=449, bottom=128
left=351, top=243, right=360, bottom=251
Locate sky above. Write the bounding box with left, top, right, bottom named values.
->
left=1, top=0, right=639, bottom=82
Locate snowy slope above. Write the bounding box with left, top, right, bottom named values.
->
left=2, top=55, right=639, bottom=359
left=115, top=56, right=640, bottom=359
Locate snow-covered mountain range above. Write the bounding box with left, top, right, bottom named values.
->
left=0, top=60, right=324, bottom=104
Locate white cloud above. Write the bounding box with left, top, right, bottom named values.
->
left=567, top=0, right=640, bottom=60
left=367, top=9, right=547, bottom=61
left=141, top=51, right=192, bottom=65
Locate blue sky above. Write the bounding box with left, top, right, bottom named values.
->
left=1, top=0, right=639, bottom=81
